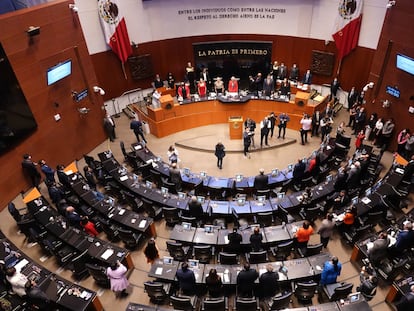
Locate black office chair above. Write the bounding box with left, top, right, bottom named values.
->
left=166, top=241, right=191, bottom=261
left=163, top=179, right=179, bottom=194
left=234, top=297, right=260, bottom=311
left=294, top=282, right=318, bottom=305
left=193, top=245, right=214, bottom=264
left=50, top=243, right=78, bottom=267
left=298, top=243, right=323, bottom=258
left=218, top=252, right=238, bottom=265
left=8, top=202, right=28, bottom=222
left=117, top=228, right=142, bottom=249
left=255, top=189, right=271, bottom=199
left=299, top=205, right=321, bottom=223
left=361, top=286, right=377, bottom=301
left=323, top=282, right=353, bottom=301
left=98, top=217, right=121, bottom=242
left=70, top=249, right=90, bottom=280
left=201, top=297, right=228, bottom=311
left=142, top=197, right=163, bottom=220
left=162, top=207, right=181, bottom=227
left=268, top=291, right=292, bottom=310
left=270, top=240, right=294, bottom=261
left=144, top=281, right=171, bottom=305
left=343, top=224, right=373, bottom=244
left=136, top=162, right=152, bottom=180
left=180, top=215, right=198, bottom=227
left=253, top=212, right=274, bottom=227
left=170, top=295, right=197, bottom=311
left=359, top=210, right=385, bottom=227
left=85, top=263, right=110, bottom=288
left=246, top=250, right=268, bottom=264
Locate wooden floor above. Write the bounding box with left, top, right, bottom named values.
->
left=1, top=108, right=409, bottom=311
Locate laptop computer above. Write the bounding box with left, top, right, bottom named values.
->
left=237, top=197, right=246, bottom=206
left=348, top=292, right=360, bottom=303
left=257, top=195, right=266, bottom=203
left=287, top=164, right=294, bottom=171
left=200, top=171, right=207, bottom=179
left=183, top=168, right=191, bottom=176
left=351, top=196, right=359, bottom=205
left=4, top=253, right=19, bottom=268
left=277, top=192, right=285, bottom=199
left=326, top=174, right=333, bottom=182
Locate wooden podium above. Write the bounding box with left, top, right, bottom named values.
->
left=160, top=94, right=174, bottom=110
left=228, top=116, right=243, bottom=140
left=295, top=91, right=310, bottom=106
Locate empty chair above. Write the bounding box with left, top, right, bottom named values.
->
left=117, top=228, right=142, bottom=249
left=253, top=212, right=274, bottom=227
left=144, top=281, right=171, bottom=305
left=270, top=240, right=294, bottom=261
left=98, top=217, right=120, bottom=242
left=298, top=243, right=323, bottom=258
left=218, top=252, right=238, bottom=265
left=162, top=207, right=181, bottom=227
left=268, top=291, right=292, bottom=310
left=201, top=297, right=228, bottom=311
left=170, top=295, right=197, bottom=311
left=323, top=282, right=353, bottom=301
left=85, top=263, right=110, bottom=288
left=180, top=215, right=198, bottom=227
left=246, top=250, right=268, bottom=264
left=299, top=205, right=321, bottom=223
left=255, top=189, right=271, bottom=199
left=234, top=297, right=260, bottom=311
left=294, top=282, right=318, bottom=304
left=70, top=249, right=90, bottom=280
left=142, top=197, right=163, bottom=220
left=166, top=241, right=191, bottom=261
left=359, top=210, right=384, bottom=227
left=150, top=169, right=163, bottom=188
left=343, top=224, right=372, bottom=244
left=8, top=202, right=28, bottom=222
left=193, top=245, right=213, bottom=263
left=136, top=162, right=152, bottom=180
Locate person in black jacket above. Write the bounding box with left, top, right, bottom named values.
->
left=259, top=264, right=279, bottom=299
left=130, top=119, right=147, bottom=143
left=188, top=196, right=204, bottom=219
left=249, top=227, right=263, bottom=252
left=227, top=228, right=242, bottom=254
left=21, top=154, right=41, bottom=188
left=214, top=141, right=225, bottom=169
left=396, top=285, right=414, bottom=311
left=176, top=262, right=196, bottom=296
left=205, top=268, right=223, bottom=298
left=237, top=263, right=259, bottom=298
left=253, top=168, right=268, bottom=190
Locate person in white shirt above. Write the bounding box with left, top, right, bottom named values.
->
left=300, top=114, right=312, bottom=145
left=260, top=116, right=271, bottom=147
left=6, top=267, right=28, bottom=297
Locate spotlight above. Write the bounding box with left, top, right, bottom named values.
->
left=69, top=3, right=79, bottom=12
left=93, top=86, right=105, bottom=95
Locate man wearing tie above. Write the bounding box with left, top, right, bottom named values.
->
left=347, top=86, right=358, bottom=110
left=260, top=116, right=271, bottom=147
left=311, top=111, right=321, bottom=137
left=302, top=69, right=312, bottom=84
left=103, top=113, right=116, bottom=142
left=278, top=63, right=287, bottom=80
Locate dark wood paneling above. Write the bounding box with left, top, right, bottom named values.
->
left=0, top=0, right=106, bottom=209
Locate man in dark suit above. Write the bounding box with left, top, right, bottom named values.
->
left=254, top=168, right=269, bottom=190
left=311, top=111, right=321, bottom=137
left=103, top=113, right=116, bottom=142
left=21, top=154, right=41, bottom=188
left=176, top=262, right=196, bottom=296
left=236, top=263, right=259, bottom=298
left=227, top=228, right=243, bottom=254
left=289, top=63, right=299, bottom=81
left=396, top=285, right=414, bottom=311
left=292, top=159, right=306, bottom=187
left=302, top=69, right=312, bottom=84
left=329, top=77, right=341, bottom=102
left=188, top=195, right=203, bottom=219
left=259, top=264, right=279, bottom=299
left=130, top=119, right=147, bottom=143
left=169, top=163, right=182, bottom=192
left=347, top=86, right=358, bottom=110
left=354, top=106, right=367, bottom=135
left=390, top=222, right=414, bottom=256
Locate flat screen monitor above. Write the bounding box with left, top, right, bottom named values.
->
left=386, top=85, right=400, bottom=98
left=271, top=169, right=279, bottom=177
left=396, top=53, right=414, bottom=75
left=163, top=256, right=173, bottom=265
left=204, top=225, right=214, bottom=233
left=183, top=167, right=191, bottom=176
left=178, top=192, right=186, bottom=200
left=4, top=253, right=19, bottom=268
left=235, top=174, right=243, bottom=182
left=188, top=259, right=199, bottom=269
left=182, top=222, right=191, bottom=230
left=257, top=196, right=266, bottom=203
left=200, top=171, right=207, bottom=178
left=288, top=164, right=293, bottom=171
left=47, top=59, right=72, bottom=85
left=197, top=196, right=205, bottom=204
left=352, top=196, right=359, bottom=205
left=146, top=180, right=153, bottom=188
left=326, top=174, right=333, bottom=182
left=348, top=292, right=360, bottom=303
left=302, top=157, right=308, bottom=163
left=161, top=187, right=168, bottom=196
left=237, top=197, right=246, bottom=206
left=277, top=192, right=285, bottom=199
left=365, top=187, right=372, bottom=197
left=348, top=159, right=353, bottom=166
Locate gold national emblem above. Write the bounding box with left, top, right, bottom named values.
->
left=98, top=0, right=119, bottom=25
left=338, top=0, right=357, bottom=20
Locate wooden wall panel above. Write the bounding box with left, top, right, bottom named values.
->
left=0, top=0, right=106, bottom=209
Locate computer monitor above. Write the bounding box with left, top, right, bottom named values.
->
left=288, top=164, right=293, bottom=171
left=235, top=174, right=243, bottom=182
left=348, top=158, right=353, bottom=166
left=365, top=187, right=372, bottom=197
left=326, top=174, right=333, bottom=182
left=302, top=157, right=308, bottom=163
left=204, top=225, right=214, bottom=233
left=352, top=196, right=359, bottom=205
left=161, top=186, right=168, bottom=196
left=183, top=167, right=191, bottom=176
left=188, top=259, right=199, bottom=269
left=163, top=256, right=173, bottom=265
left=200, top=171, right=207, bottom=179
left=146, top=180, right=153, bottom=188
left=178, top=192, right=186, bottom=200
left=277, top=192, right=285, bottom=199
left=348, top=292, right=360, bottom=303
left=133, top=143, right=142, bottom=151
left=197, top=196, right=205, bottom=204
left=182, top=222, right=192, bottom=230
left=271, top=169, right=279, bottom=177
left=237, top=197, right=246, bottom=206
left=257, top=196, right=266, bottom=203
left=4, top=253, right=19, bottom=268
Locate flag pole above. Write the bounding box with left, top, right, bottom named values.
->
left=121, top=62, right=127, bottom=80
left=336, top=58, right=342, bottom=76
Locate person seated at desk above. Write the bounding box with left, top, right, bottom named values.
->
left=356, top=273, right=378, bottom=301
left=214, top=77, right=224, bottom=94
left=327, top=190, right=350, bottom=210
left=81, top=218, right=99, bottom=237
left=237, top=263, right=259, bottom=298
left=259, top=264, right=279, bottom=300
left=250, top=227, right=263, bottom=252
left=389, top=222, right=414, bottom=257
left=188, top=196, right=204, bottom=219
left=227, top=228, right=243, bottom=254
left=169, top=162, right=182, bottom=192
left=205, top=268, right=222, bottom=298
left=253, top=168, right=269, bottom=190
left=367, top=232, right=390, bottom=266
left=228, top=76, right=239, bottom=93
left=25, top=280, right=50, bottom=311
left=176, top=262, right=196, bottom=296
left=46, top=181, right=65, bottom=205
left=294, top=221, right=314, bottom=256
left=333, top=169, right=349, bottom=192
left=5, top=267, right=28, bottom=297
left=152, top=74, right=164, bottom=89
left=320, top=256, right=342, bottom=286
left=56, top=164, right=71, bottom=191
left=396, top=285, right=414, bottom=311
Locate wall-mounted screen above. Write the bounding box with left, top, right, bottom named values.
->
left=47, top=60, right=72, bottom=85
left=386, top=85, right=400, bottom=98
left=396, top=54, right=414, bottom=76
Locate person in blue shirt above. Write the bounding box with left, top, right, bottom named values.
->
left=320, top=256, right=342, bottom=285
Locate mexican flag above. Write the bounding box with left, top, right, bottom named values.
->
left=98, top=0, right=132, bottom=64
left=332, top=0, right=364, bottom=60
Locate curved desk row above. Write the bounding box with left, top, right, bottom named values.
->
left=0, top=232, right=101, bottom=311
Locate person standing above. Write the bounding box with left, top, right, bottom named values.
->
left=106, top=261, right=130, bottom=298
left=21, top=154, right=41, bottom=189
left=205, top=268, right=223, bottom=298
left=254, top=168, right=269, bottom=190
left=152, top=74, right=164, bottom=89
left=311, top=111, right=321, bottom=137
left=302, top=69, right=312, bottom=84
left=289, top=63, right=299, bottom=81
left=262, top=74, right=274, bottom=97
left=396, top=285, right=414, bottom=311
left=318, top=214, right=335, bottom=248
left=167, top=145, right=179, bottom=165
left=320, top=115, right=333, bottom=143
left=347, top=87, right=358, bottom=109
left=294, top=221, right=314, bottom=256
left=259, top=264, right=279, bottom=300
left=197, top=78, right=207, bottom=97
left=228, top=76, right=239, bottom=93
left=397, top=129, right=410, bottom=155
left=354, top=107, right=367, bottom=135
left=6, top=267, right=28, bottom=297
left=144, top=238, right=159, bottom=264
left=103, top=113, right=116, bottom=142
left=268, top=112, right=277, bottom=138
left=320, top=256, right=342, bottom=286
left=39, top=159, right=55, bottom=183
left=365, top=113, right=377, bottom=141
left=237, top=263, right=259, bottom=298
left=243, top=128, right=252, bottom=159
left=249, top=226, right=263, bottom=252
left=300, top=114, right=312, bottom=145
left=169, top=162, right=182, bottom=192
left=214, top=77, right=224, bottom=94
left=176, top=262, right=196, bottom=296
left=355, top=130, right=365, bottom=151
left=380, top=118, right=395, bottom=149
left=278, top=113, right=290, bottom=139
left=260, top=116, right=271, bottom=147
left=214, top=141, right=225, bottom=169
left=185, top=62, right=195, bottom=93
left=329, top=77, right=341, bottom=102
left=166, top=72, right=175, bottom=89
left=188, top=195, right=204, bottom=219
left=244, top=118, right=256, bottom=148
left=227, top=228, right=243, bottom=254
left=130, top=119, right=147, bottom=143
